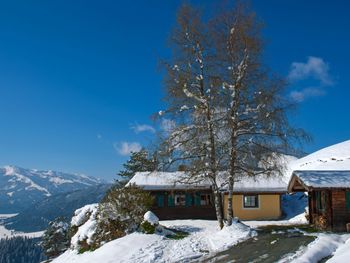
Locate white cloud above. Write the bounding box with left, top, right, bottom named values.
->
left=160, top=118, right=176, bottom=133
left=290, top=87, right=326, bottom=102
left=288, top=56, right=333, bottom=86
left=288, top=56, right=334, bottom=102
left=131, top=124, right=156, bottom=134
left=114, top=141, right=142, bottom=156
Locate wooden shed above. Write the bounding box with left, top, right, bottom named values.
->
left=288, top=170, right=350, bottom=232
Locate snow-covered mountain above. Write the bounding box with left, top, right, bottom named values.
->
left=0, top=165, right=104, bottom=213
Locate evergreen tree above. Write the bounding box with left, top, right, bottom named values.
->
left=117, top=148, right=158, bottom=179
left=0, top=237, right=45, bottom=263
left=41, top=217, right=70, bottom=259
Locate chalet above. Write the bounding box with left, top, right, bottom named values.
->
left=288, top=170, right=350, bottom=232
left=127, top=171, right=287, bottom=221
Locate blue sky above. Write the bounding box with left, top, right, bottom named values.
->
left=0, top=1, right=349, bottom=181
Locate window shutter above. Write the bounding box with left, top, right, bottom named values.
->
left=156, top=193, right=164, bottom=207
left=168, top=195, right=174, bottom=207
left=194, top=192, right=201, bottom=206
left=346, top=191, right=350, bottom=210
left=185, top=193, right=193, bottom=207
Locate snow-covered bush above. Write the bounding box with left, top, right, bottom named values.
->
left=68, top=185, right=154, bottom=253
left=42, top=217, right=70, bottom=259
left=87, top=185, right=154, bottom=251
left=140, top=211, right=159, bottom=234
left=70, top=204, right=99, bottom=253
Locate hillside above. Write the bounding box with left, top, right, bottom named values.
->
left=4, top=184, right=111, bottom=232
left=292, top=140, right=350, bottom=171
left=0, top=165, right=104, bottom=213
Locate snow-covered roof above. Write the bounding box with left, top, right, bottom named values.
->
left=221, top=173, right=288, bottom=193
left=127, top=171, right=288, bottom=193
left=289, top=170, right=350, bottom=190
left=126, top=171, right=211, bottom=190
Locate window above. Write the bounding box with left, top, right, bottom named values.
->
left=200, top=194, right=212, bottom=206
left=174, top=194, right=186, bottom=206
left=243, top=195, right=259, bottom=208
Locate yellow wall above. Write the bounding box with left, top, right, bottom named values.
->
left=223, top=194, right=282, bottom=220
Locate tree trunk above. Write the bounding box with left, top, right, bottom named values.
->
left=226, top=175, right=234, bottom=225
left=212, top=184, right=224, bottom=229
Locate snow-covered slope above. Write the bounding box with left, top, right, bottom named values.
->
left=52, top=219, right=255, bottom=263
left=0, top=165, right=103, bottom=213
left=292, top=140, right=350, bottom=171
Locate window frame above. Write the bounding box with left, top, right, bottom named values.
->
left=174, top=194, right=186, bottom=206
left=200, top=194, right=212, bottom=206
left=242, top=194, right=260, bottom=209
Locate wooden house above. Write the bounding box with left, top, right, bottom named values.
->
left=128, top=171, right=287, bottom=221
left=127, top=171, right=216, bottom=220
left=288, top=170, right=350, bottom=232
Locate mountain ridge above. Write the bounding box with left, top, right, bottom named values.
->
left=0, top=165, right=105, bottom=213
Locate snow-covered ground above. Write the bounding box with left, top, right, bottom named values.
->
left=280, top=233, right=350, bottom=263
left=52, top=219, right=255, bottom=263
left=291, top=140, right=350, bottom=171
left=0, top=213, right=44, bottom=239
left=327, top=236, right=350, bottom=263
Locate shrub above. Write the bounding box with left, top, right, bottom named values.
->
left=140, top=220, right=156, bottom=234
left=92, top=184, right=154, bottom=249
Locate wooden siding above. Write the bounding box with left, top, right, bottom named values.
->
left=331, top=190, right=350, bottom=232
left=309, top=189, right=350, bottom=231
left=149, top=190, right=216, bottom=220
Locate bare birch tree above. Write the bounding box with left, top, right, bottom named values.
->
left=210, top=3, right=310, bottom=225
left=158, top=4, right=225, bottom=228
left=159, top=2, right=309, bottom=228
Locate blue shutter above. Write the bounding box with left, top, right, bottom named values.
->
left=156, top=193, right=164, bottom=207
left=194, top=192, right=201, bottom=206
left=185, top=193, right=193, bottom=207
left=346, top=191, right=350, bottom=210
left=168, top=194, right=174, bottom=207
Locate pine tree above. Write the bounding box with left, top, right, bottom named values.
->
left=117, top=148, right=158, bottom=179
left=42, top=217, right=70, bottom=259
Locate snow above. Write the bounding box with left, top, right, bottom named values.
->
left=221, top=172, right=288, bottom=193
left=279, top=233, right=350, bottom=263
left=49, top=177, right=74, bottom=185
left=144, top=211, right=159, bottom=225
left=70, top=204, right=98, bottom=249
left=52, top=219, right=254, bottom=263
left=291, top=140, right=350, bottom=171
left=128, top=164, right=295, bottom=192
left=292, top=170, right=350, bottom=188
left=244, top=192, right=308, bottom=228
left=127, top=171, right=211, bottom=190
left=5, top=165, right=52, bottom=196
left=0, top=214, right=44, bottom=239
left=327, top=237, right=350, bottom=263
